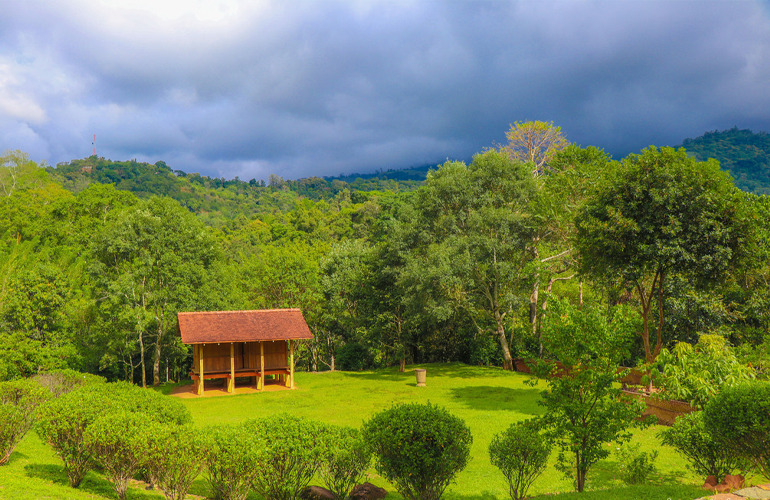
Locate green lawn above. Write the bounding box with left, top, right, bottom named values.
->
left=1, top=363, right=730, bottom=500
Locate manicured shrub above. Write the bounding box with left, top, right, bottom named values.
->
left=36, top=385, right=112, bottom=486
left=248, top=415, right=327, bottom=500
left=145, top=423, right=206, bottom=500
left=84, top=412, right=148, bottom=500
left=615, top=442, right=658, bottom=485
left=704, top=381, right=770, bottom=479
left=319, top=425, right=371, bottom=500
left=659, top=411, right=748, bottom=482
left=36, top=381, right=192, bottom=487
left=33, top=369, right=105, bottom=397
left=205, top=423, right=261, bottom=500
left=0, top=378, right=51, bottom=465
left=488, top=420, right=550, bottom=500
left=110, top=381, right=192, bottom=425
left=362, top=402, right=472, bottom=500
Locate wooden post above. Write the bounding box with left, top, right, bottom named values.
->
left=198, top=344, right=205, bottom=396
left=289, top=340, right=295, bottom=389
left=192, top=344, right=199, bottom=394
left=229, top=343, right=235, bottom=393
left=259, top=341, right=265, bottom=391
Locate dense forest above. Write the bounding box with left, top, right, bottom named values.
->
left=678, top=127, right=770, bottom=195
left=1, top=122, right=769, bottom=386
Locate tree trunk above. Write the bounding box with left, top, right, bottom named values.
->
left=400, top=357, right=406, bottom=372
left=153, top=304, right=165, bottom=386
left=138, top=328, right=146, bottom=389
left=576, top=465, right=586, bottom=492
left=530, top=246, right=540, bottom=336
left=530, top=280, right=539, bottom=336
left=579, top=281, right=583, bottom=307
left=496, top=315, right=514, bottom=370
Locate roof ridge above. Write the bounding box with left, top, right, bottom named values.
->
left=179, top=308, right=301, bottom=316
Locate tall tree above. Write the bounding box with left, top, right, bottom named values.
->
left=91, top=197, right=218, bottom=386
left=527, top=146, right=615, bottom=346
left=501, top=121, right=569, bottom=177
left=0, top=150, right=49, bottom=198
left=575, top=146, right=758, bottom=363
left=401, top=150, right=538, bottom=370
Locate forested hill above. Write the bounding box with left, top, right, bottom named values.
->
left=678, top=128, right=770, bottom=195
left=47, top=157, right=425, bottom=225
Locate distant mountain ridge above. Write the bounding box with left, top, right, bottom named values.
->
left=677, top=127, right=770, bottom=195
left=46, top=129, right=768, bottom=227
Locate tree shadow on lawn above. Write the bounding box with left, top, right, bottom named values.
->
left=338, top=363, right=528, bottom=382
left=6, top=450, right=29, bottom=465
left=24, top=463, right=162, bottom=500
left=574, top=457, right=691, bottom=491
left=449, top=386, right=543, bottom=413
left=443, top=490, right=499, bottom=500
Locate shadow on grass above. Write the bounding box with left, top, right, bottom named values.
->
left=7, top=450, right=29, bottom=465
left=337, top=363, right=532, bottom=382
left=24, top=464, right=162, bottom=500
left=449, top=386, right=543, bottom=413
left=526, top=483, right=705, bottom=500
left=443, top=490, right=499, bottom=500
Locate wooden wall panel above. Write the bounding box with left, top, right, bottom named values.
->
left=264, top=341, right=288, bottom=369
left=196, top=341, right=288, bottom=372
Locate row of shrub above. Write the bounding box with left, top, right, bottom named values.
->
left=4, top=370, right=769, bottom=500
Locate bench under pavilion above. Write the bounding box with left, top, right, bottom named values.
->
left=177, top=308, right=313, bottom=396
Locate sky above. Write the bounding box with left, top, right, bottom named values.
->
left=2, top=0, right=770, bottom=181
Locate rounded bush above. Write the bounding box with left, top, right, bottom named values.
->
left=36, top=381, right=192, bottom=487
left=33, top=369, right=106, bottom=398
left=145, top=423, right=206, bottom=500
left=36, top=385, right=111, bottom=486
left=84, top=412, right=148, bottom=500
left=0, top=378, right=51, bottom=465
left=246, top=415, right=327, bottom=500
left=205, top=423, right=262, bottom=500
left=704, top=381, right=770, bottom=478
left=109, top=381, right=192, bottom=425
left=362, top=402, right=472, bottom=500
left=659, top=411, right=749, bottom=482
left=319, top=425, right=371, bottom=500
left=489, top=420, right=550, bottom=500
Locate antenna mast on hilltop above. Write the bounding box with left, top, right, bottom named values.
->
left=92, top=134, right=96, bottom=156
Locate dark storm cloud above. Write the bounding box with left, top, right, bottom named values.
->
left=1, top=0, right=769, bottom=180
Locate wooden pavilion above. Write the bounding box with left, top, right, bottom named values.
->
left=177, top=308, right=313, bottom=396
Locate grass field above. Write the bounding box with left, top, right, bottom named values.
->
left=0, top=363, right=732, bottom=500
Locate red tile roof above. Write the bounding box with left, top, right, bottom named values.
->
left=177, top=309, right=314, bottom=344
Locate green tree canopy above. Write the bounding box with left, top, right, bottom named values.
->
left=575, top=146, right=758, bottom=362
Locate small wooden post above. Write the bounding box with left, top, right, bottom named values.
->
left=289, top=340, right=295, bottom=389
left=259, top=341, right=265, bottom=391
left=192, top=344, right=199, bottom=394
left=229, top=343, right=235, bottom=393
left=198, top=344, right=205, bottom=396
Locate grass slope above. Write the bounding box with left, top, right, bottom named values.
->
left=2, top=364, right=719, bottom=500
